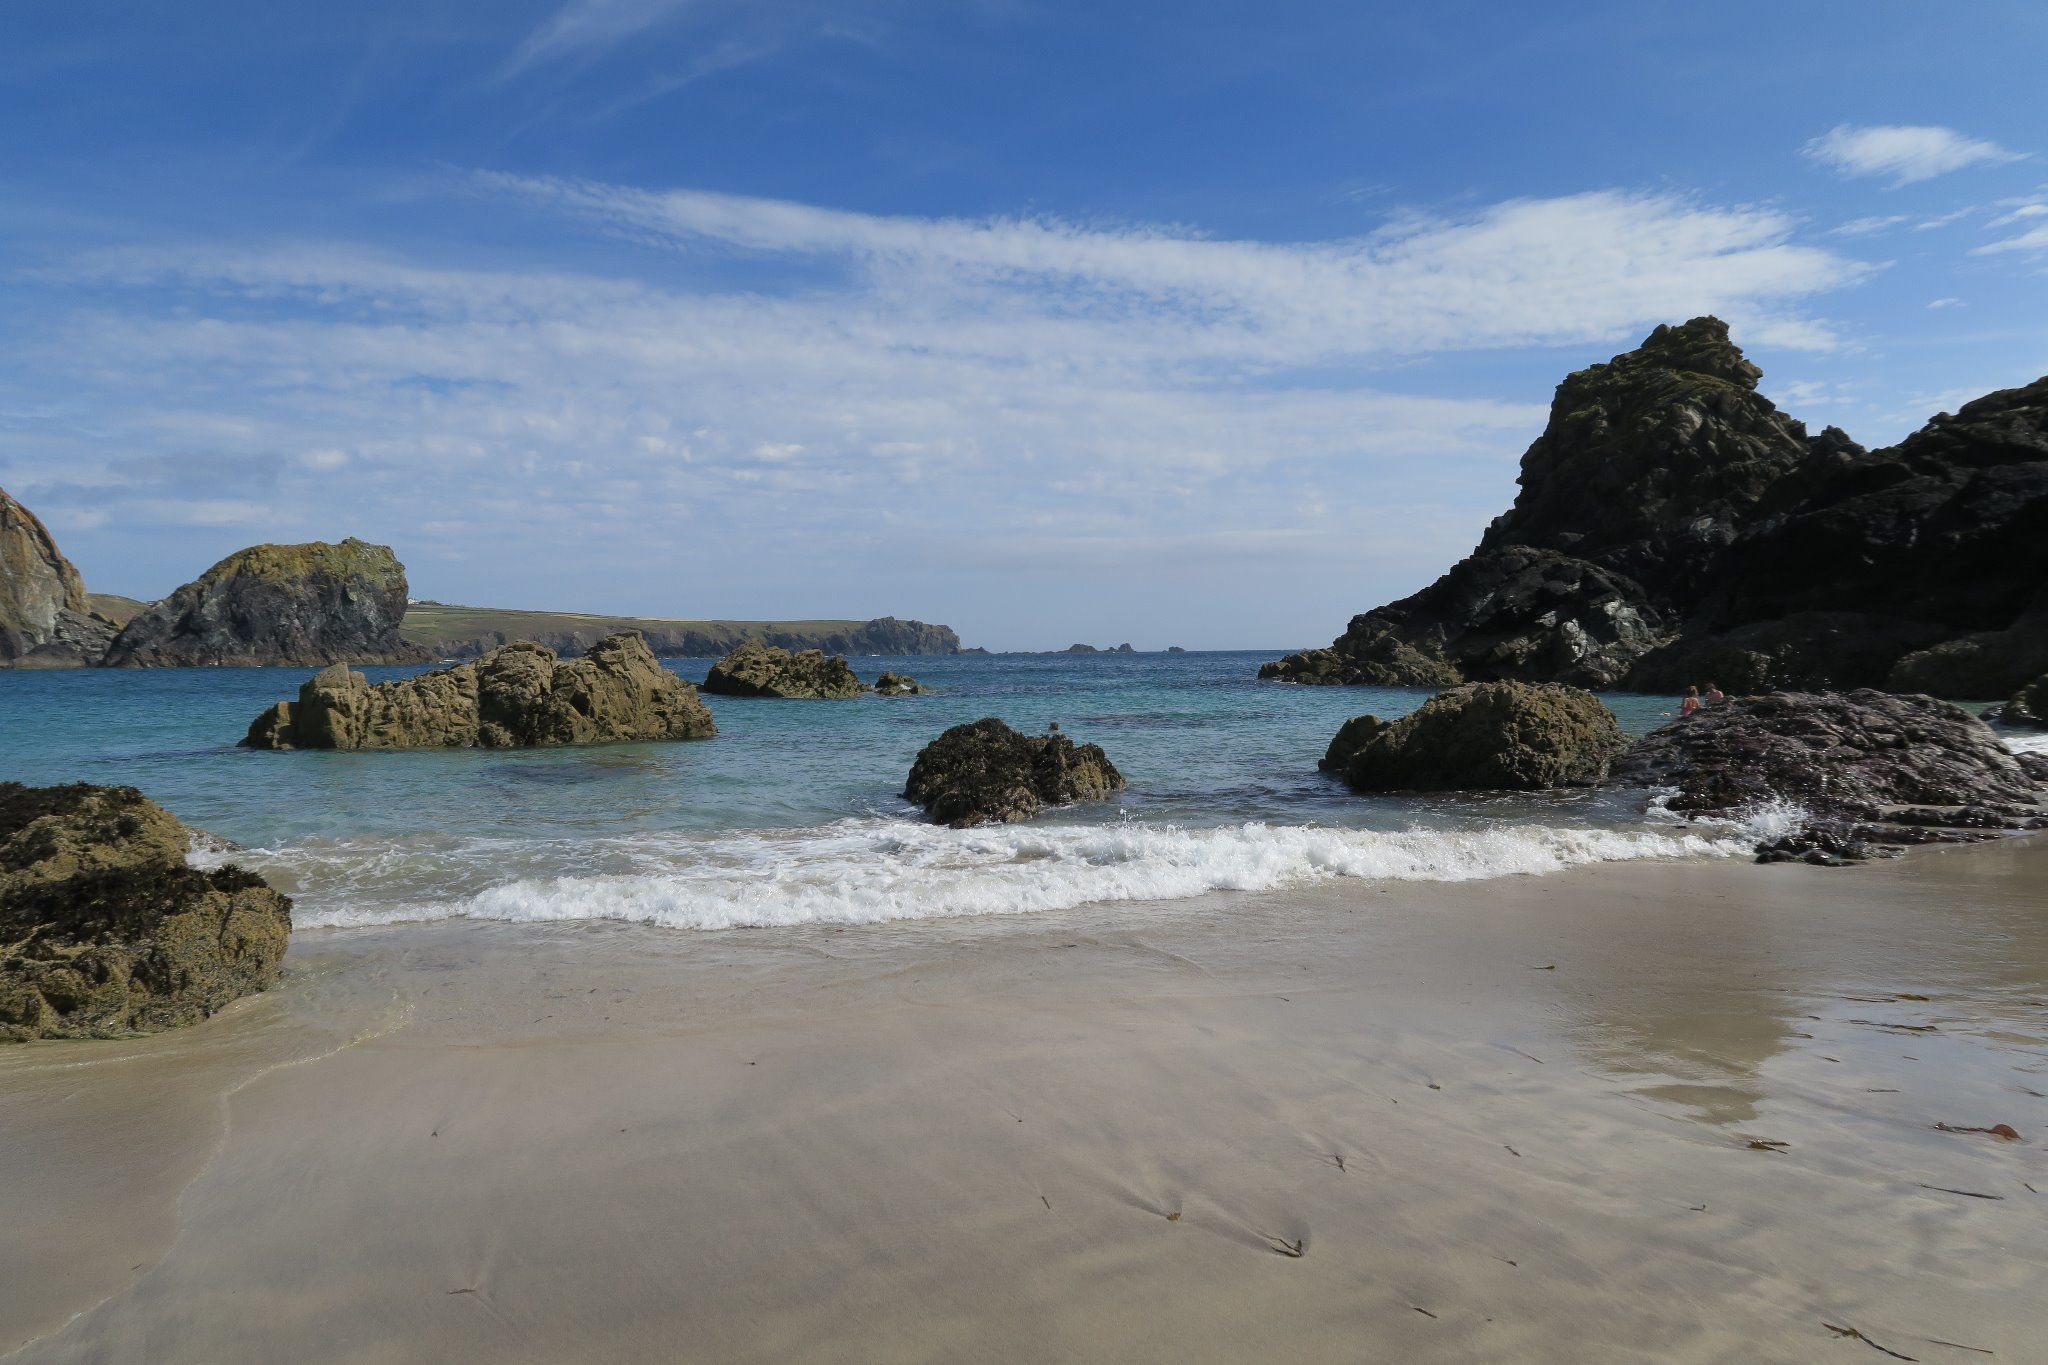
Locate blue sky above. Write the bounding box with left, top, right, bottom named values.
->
left=3, top=1, right=2045, bottom=649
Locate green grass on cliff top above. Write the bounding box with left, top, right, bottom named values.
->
left=400, top=604, right=874, bottom=649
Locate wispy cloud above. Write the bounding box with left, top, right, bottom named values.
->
left=1803, top=124, right=2025, bottom=187
left=504, top=0, right=695, bottom=77
left=8, top=177, right=1870, bottom=623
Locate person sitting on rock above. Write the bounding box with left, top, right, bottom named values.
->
left=1680, top=685, right=1702, bottom=718
left=1704, top=682, right=1726, bottom=707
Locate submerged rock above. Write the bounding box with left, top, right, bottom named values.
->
left=104, top=538, right=431, bottom=668
left=874, top=670, right=927, bottom=695
left=903, top=718, right=1126, bottom=827
left=242, top=631, right=715, bottom=750
left=2, top=783, right=292, bottom=1041
left=1332, top=682, right=1624, bottom=792
left=701, top=642, right=868, bottom=699
left=1611, top=690, right=2039, bottom=821
left=1, top=486, right=119, bottom=667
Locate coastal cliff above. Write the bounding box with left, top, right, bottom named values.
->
left=103, top=539, right=431, bottom=668
left=403, top=605, right=962, bottom=660
left=0, top=488, right=119, bottom=668
left=1263, top=318, right=2048, bottom=697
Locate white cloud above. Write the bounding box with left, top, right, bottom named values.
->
left=10, top=178, right=1869, bottom=623
left=1974, top=223, right=2048, bottom=255
left=1803, top=124, right=2024, bottom=187
left=504, top=0, right=693, bottom=76
left=1989, top=201, right=2048, bottom=228
left=1926, top=297, right=1964, bottom=309
left=1828, top=214, right=1908, bottom=237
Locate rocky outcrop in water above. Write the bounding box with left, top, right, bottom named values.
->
left=104, top=538, right=431, bottom=668
left=2, top=783, right=292, bottom=1041
left=701, top=643, right=868, bottom=698
left=903, top=718, right=1126, bottom=827
left=1264, top=319, right=2048, bottom=698
left=1611, top=690, right=2038, bottom=820
left=243, top=632, right=714, bottom=750
left=874, top=670, right=927, bottom=695
left=0, top=488, right=119, bottom=667
left=1989, top=675, right=2047, bottom=727
left=1329, top=682, right=1624, bottom=792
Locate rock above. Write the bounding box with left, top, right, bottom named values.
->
left=103, top=538, right=432, bottom=667
left=874, top=670, right=927, bottom=695
left=1064, top=644, right=1100, bottom=653
left=241, top=631, right=715, bottom=749
left=1610, top=690, right=2039, bottom=822
left=1267, top=319, right=2048, bottom=698
left=1320, top=715, right=1390, bottom=773
left=2, top=783, right=292, bottom=1041
left=1991, top=674, right=2048, bottom=726
left=85, top=593, right=150, bottom=627
left=903, top=718, right=1126, bottom=827
left=701, top=642, right=868, bottom=699
left=1335, top=682, right=1625, bottom=792
left=1113, top=643, right=1135, bottom=653
left=1166, top=646, right=1186, bottom=653
left=1, top=487, right=120, bottom=667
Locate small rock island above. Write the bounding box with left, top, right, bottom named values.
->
left=243, top=631, right=715, bottom=750
left=701, top=642, right=868, bottom=698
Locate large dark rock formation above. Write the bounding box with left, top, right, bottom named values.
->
left=1611, top=690, right=2039, bottom=820
left=2, top=783, right=292, bottom=1041
left=105, top=538, right=431, bottom=668
left=243, top=632, right=714, bottom=750
left=0, top=488, right=119, bottom=667
left=903, top=718, right=1126, bottom=827
left=1263, top=319, right=2048, bottom=698
left=701, top=642, right=868, bottom=698
left=1330, top=682, right=1624, bottom=792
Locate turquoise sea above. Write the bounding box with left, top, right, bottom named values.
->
left=0, top=652, right=1894, bottom=931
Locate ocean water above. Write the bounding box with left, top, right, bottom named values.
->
left=3, top=651, right=2021, bottom=932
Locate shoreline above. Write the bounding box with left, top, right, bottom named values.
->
left=6, top=837, right=2048, bottom=1362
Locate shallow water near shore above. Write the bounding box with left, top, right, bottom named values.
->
left=3, top=650, right=1806, bottom=930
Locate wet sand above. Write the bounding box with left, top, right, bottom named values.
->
left=5, top=838, right=2047, bottom=1363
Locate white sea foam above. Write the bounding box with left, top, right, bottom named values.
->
left=2005, top=731, right=2048, bottom=756
left=216, top=817, right=1756, bottom=933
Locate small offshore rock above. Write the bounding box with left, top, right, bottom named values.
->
left=874, top=670, right=927, bottom=695
left=701, top=642, right=868, bottom=698
left=2, top=783, right=292, bottom=1041
left=1336, top=682, right=1624, bottom=792
left=242, top=631, right=715, bottom=749
left=903, top=718, right=1126, bottom=827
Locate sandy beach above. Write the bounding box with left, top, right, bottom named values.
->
left=4, top=837, right=2045, bottom=1363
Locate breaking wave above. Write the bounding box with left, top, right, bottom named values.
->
left=208, top=816, right=1756, bottom=932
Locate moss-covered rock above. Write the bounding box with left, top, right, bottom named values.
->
left=874, top=670, right=927, bottom=695
left=243, top=631, right=715, bottom=750
left=103, top=538, right=431, bottom=667
left=2, top=783, right=292, bottom=1042
left=701, top=642, right=868, bottom=698
left=903, top=718, right=1125, bottom=827
left=1336, top=682, right=1624, bottom=792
